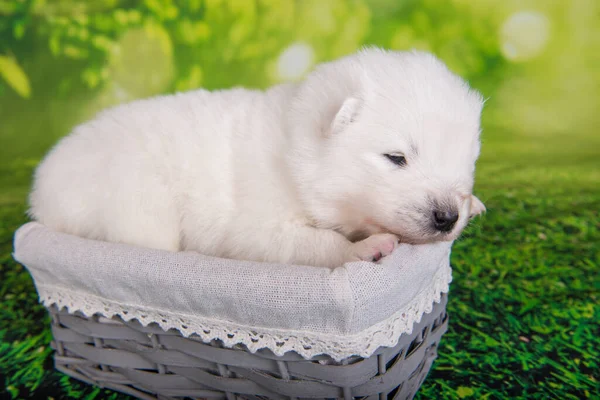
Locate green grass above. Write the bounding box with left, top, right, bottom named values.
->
left=1, top=125, right=599, bottom=399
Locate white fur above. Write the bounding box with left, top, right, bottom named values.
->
left=29, top=48, right=484, bottom=268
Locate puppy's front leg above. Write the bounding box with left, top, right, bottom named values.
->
left=346, top=233, right=400, bottom=263
left=280, top=225, right=399, bottom=268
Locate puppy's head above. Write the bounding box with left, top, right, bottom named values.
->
left=288, top=48, right=485, bottom=243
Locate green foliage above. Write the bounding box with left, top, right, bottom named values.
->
left=417, top=187, right=599, bottom=399
left=0, top=55, right=31, bottom=97
left=366, top=0, right=505, bottom=82
left=0, top=0, right=505, bottom=97
left=0, top=330, right=52, bottom=395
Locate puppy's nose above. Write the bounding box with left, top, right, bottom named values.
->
left=433, top=210, right=459, bottom=232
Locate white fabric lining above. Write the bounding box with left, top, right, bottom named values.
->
left=14, top=222, right=452, bottom=361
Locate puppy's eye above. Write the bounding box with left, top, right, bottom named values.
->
left=384, top=153, right=407, bottom=167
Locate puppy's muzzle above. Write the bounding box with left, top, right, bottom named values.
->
left=432, top=209, right=459, bottom=232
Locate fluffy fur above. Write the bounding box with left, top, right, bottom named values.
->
left=29, top=48, right=485, bottom=268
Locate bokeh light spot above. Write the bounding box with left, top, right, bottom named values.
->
left=110, top=23, right=174, bottom=97
left=500, top=11, right=550, bottom=62
left=277, top=42, right=314, bottom=81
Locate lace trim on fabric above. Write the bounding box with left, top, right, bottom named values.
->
left=38, top=265, right=451, bottom=361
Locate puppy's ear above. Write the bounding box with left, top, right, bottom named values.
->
left=469, top=195, right=486, bottom=218
left=330, top=97, right=361, bottom=135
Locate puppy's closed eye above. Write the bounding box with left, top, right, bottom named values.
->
left=384, top=153, right=407, bottom=167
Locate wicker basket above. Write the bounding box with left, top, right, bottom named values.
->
left=15, top=222, right=452, bottom=399
left=46, top=294, right=448, bottom=400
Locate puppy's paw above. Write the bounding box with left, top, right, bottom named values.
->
left=346, top=233, right=399, bottom=263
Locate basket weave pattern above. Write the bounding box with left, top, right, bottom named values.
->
left=48, top=295, right=448, bottom=400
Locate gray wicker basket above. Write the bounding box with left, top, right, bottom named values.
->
left=46, top=294, right=448, bottom=400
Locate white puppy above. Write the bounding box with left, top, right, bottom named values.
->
left=29, top=48, right=485, bottom=268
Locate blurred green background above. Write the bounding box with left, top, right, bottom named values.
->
left=1, top=0, right=598, bottom=399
